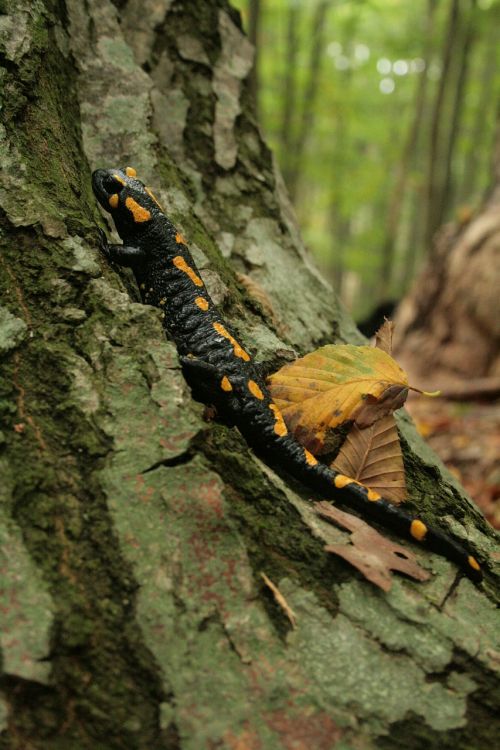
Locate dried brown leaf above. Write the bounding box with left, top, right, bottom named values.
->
left=315, top=502, right=430, bottom=591
left=351, top=385, right=408, bottom=428
left=261, top=572, right=297, bottom=628
left=332, top=415, right=407, bottom=504
left=375, top=319, right=395, bottom=355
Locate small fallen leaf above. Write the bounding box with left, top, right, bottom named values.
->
left=331, top=415, right=407, bottom=503
left=315, top=502, right=430, bottom=591
left=261, top=572, right=297, bottom=629
left=267, top=344, right=409, bottom=453
left=374, top=319, right=395, bottom=355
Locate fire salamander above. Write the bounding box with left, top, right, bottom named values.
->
left=92, top=166, right=483, bottom=583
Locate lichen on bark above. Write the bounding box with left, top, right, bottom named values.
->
left=0, top=1, right=498, bottom=749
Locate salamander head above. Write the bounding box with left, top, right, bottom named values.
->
left=92, top=166, right=163, bottom=237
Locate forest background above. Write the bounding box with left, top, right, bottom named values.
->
left=234, top=0, right=500, bottom=526
left=234, top=0, right=499, bottom=320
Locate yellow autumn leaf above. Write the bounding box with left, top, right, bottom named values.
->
left=267, top=344, right=409, bottom=454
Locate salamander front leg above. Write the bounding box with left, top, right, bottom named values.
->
left=179, top=356, right=221, bottom=382
left=98, top=229, right=146, bottom=268
left=179, top=355, right=219, bottom=402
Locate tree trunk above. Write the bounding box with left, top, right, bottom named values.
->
left=394, top=116, right=500, bottom=391
left=0, top=1, right=498, bottom=749
left=247, top=0, right=261, bottom=116
left=440, top=0, right=477, bottom=221
left=279, top=2, right=300, bottom=169
left=380, top=0, right=436, bottom=299
left=286, top=0, right=331, bottom=201
left=458, top=21, right=498, bottom=206
left=329, top=58, right=352, bottom=296
left=425, top=0, right=461, bottom=250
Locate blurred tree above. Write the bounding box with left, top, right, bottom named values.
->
left=425, top=0, right=461, bottom=250
left=395, top=111, right=500, bottom=389
left=285, top=0, right=331, bottom=200
left=440, top=0, right=477, bottom=221
left=280, top=1, right=300, bottom=161
left=458, top=19, right=498, bottom=205
left=379, top=0, right=437, bottom=299
left=236, top=0, right=500, bottom=318
left=248, top=0, right=261, bottom=114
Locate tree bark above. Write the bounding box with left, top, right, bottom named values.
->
left=0, top=1, right=498, bottom=749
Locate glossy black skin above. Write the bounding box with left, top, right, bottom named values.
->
left=92, top=167, right=483, bottom=583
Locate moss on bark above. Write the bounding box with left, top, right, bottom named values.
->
left=0, top=1, right=498, bottom=748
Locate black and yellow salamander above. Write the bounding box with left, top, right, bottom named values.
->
left=92, top=166, right=483, bottom=583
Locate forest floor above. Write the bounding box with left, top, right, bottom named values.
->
left=406, top=395, right=500, bottom=529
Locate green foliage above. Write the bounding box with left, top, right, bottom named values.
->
left=235, top=0, right=500, bottom=318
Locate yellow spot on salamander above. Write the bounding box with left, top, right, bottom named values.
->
left=212, top=322, right=251, bottom=361
left=333, top=474, right=374, bottom=495
left=468, top=555, right=480, bottom=572
left=334, top=474, right=355, bottom=489
left=304, top=448, right=318, bottom=466
left=269, top=403, right=288, bottom=437
left=248, top=380, right=265, bottom=400
left=140, top=283, right=146, bottom=290
left=410, top=519, right=428, bottom=542
left=195, top=297, right=209, bottom=311
left=221, top=376, right=232, bottom=392
left=125, top=196, right=152, bottom=223
left=113, top=173, right=126, bottom=186
left=176, top=232, right=186, bottom=245
left=109, top=194, right=119, bottom=209
left=159, top=298, right=166, bottom=306
left=125, top=166, right=137, bottom=177
left=173, top=256, right=203, bottom=287
left=145, top=187, right=163, bottom=209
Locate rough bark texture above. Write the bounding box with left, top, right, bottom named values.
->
left=0, top=1, right=499, bottom=749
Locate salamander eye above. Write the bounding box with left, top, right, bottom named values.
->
left=102, top=174, right=125, bottom=194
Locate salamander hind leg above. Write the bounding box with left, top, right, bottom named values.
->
left=179, top=356, right=243, bottom=423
